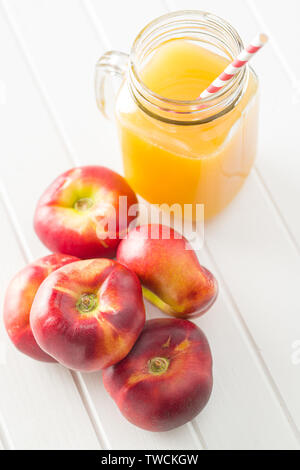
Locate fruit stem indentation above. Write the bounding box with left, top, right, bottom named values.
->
left=76, top=293, right=98, bottom=313
left=73, top=197, right=94, bottom=212
left=148, top=357, right=169, bottom=375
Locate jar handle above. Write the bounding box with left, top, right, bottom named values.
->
left=95, top=51, right=129, bottom=119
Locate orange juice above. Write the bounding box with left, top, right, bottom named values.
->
left=115, top=39, right=259, bottom=219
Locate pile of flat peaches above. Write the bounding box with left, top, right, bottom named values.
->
left=4, top=166, right=218, bottom=432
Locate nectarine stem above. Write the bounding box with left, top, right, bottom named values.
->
left=73, top=197, right=93, bottom=211
left=76, top=293, right=98, bottom=313
left=148, top=357, right=169, bottom=375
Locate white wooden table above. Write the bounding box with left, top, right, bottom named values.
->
left=0, top=0, right=299, bottom=450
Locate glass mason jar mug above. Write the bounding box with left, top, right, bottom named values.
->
left=95, top=11, right=259, bottom=220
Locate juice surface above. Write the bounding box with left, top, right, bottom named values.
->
left=116, top=39, right=259, bottom=219
left=141, top=40, right=229, bottom=101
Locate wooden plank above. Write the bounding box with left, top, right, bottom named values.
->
left=88, top=0, right=166, bottom=52
left=1, top=0, right=201, bottom=450
left=6, top=0, right=300, bottom=449
left=0, top=412, right=13, bottom=450
left=170, top=0, right=300, bottom=437
left=0, top=197, right=100, bottom=449
left=172, top=0, right=300, bottom=244
left=0, top=3, right=100, bottom=450
left=85, top=0, right=300, bottom=450
left=193, top=253, right=299, bottom=450
left=250, top=0, right=300, bottom=80
left=2, top=0, right=119, bottom=172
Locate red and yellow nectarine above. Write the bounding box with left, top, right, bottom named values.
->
left=34, top=166, right=138, bottom=259
left=103, top=318, right=213, bottom=431
left=117, top=224, right=218, bottom=318
left=30, top=258, right=145, bottom=371
left=4, top=253, right=79, bottom=361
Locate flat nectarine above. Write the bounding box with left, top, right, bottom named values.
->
left=103, top=318, right=213, bottom=431
left=30, top=259, right=145, bottom=371
left=4, top=253, right=78, bottom=361
left=117, top=224, right=218, bottom=318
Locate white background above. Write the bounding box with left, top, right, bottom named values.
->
left=0, top=0, right=300, bottom=450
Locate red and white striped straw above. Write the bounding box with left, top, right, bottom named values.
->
left=199, top=33, right=268, bottom=100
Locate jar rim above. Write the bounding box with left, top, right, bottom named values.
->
left=129, top=10, right=248, bottom=124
